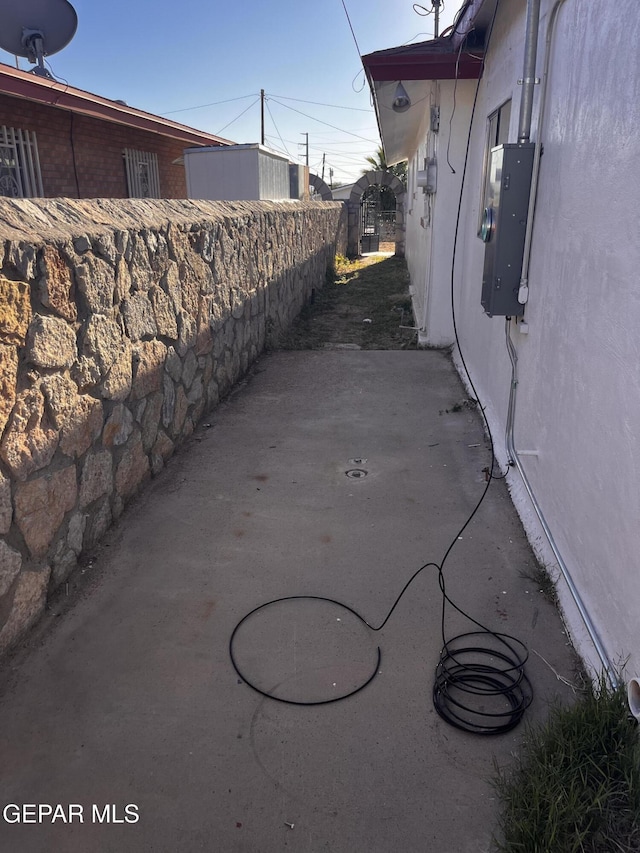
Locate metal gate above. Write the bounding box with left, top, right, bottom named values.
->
left=360, top=197, right=380, bottom=252
left=360, top=196, right=397, bottom=252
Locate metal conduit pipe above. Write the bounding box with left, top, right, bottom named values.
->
left=517, top=0, right=541, bottom=143
left=507, top=0, right=618, bottom=689
left=520, top=0, right=568, bottom=301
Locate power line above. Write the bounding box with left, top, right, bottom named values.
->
left=215, top=97, right=260, bottom=135
left=340, top=0, right=363, bottom=57
left=267, top=93, right=371, bottom=113
left=274, top=136, right=375, bottom=148
left=264, top=99, right=292, bottom=160
left=267, top=97, right=379, bottom=144
left=303, top=128, right=378, bottom=137
left=162, top=94, right=258, bottom=116
left=263, top=136, right=292, bottom=160
left=164, top=90, right=359, bottom=121
left=309, top=147, right=374, bottom=165
left=310, top=140, right=377, bottom=146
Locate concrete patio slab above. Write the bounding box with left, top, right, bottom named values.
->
left=0, top=350, right=576, bottom=853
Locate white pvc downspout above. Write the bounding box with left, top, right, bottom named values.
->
left=629, top=679, right=640, bottom=722
left=505, top=0, right=619, bottom=690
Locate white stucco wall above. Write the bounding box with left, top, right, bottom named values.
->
left=406, top=0, right=640, bottom=679
left=405, top=101, right=431, bottom=334
left=405, top=81, right=475, bottom=346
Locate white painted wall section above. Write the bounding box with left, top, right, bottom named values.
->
left=404, top=0, right=640, bottom=677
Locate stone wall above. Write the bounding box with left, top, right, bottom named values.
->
left=0, top=197, right=346, bottom=652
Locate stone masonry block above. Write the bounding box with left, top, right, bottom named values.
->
left=0, top=345, right=18, bottom=439
left=0, top=567, right=51, bottom=654
left=0, top=540, right=21, bottom=598
left=102, top=404, right=134, bottom=448
left=101, top=338, right=132, bottom=402
left=38, top=246, right=77, bottom=322
left=75, top=255, right=115, bottom=314
left=0, top=471, right=11, bottom=534
left=122, top=293, right=157, bottom=341
left=14, top=466, right=77, bottom=558
left=149, top=286, right=178, bottom=340
left=130, top=340, right=166, bottom=401
left=79, top=450, right=113, bottom=508
left=115, top=433, right=149, bottom=501
left=0, top=386, right=59, bottom=481
left=0, top=277, right=32, bottom=346
left=141, top=392, right=163, bottom=453
left=81, top=314, right=124, bottom=377
left=26, top=315, right=77, bottom=369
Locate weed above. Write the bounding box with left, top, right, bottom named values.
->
left=520, top=562, right=559, bottom=606
left=439, top=398, right=478, bottom=415
left=492, top=679, right=640, bottom=852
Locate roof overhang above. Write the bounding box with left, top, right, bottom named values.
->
left=362, top=0, right=497, bottom=164
left=0, top=62, right=234, bottom=148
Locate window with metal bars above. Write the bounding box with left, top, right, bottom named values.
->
left=0, top=125, right=43, bottom=198
left=123, top=148, right=161, bottom=198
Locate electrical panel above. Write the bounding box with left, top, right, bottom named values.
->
left=416, top=159, right=437, bottom=194
left=480, top=143, right=535, bottom=317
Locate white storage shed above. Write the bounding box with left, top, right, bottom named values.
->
left=184, top=143, right=291, bottom=201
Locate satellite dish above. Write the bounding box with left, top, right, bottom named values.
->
left=0, top=0, right=78, bottom=78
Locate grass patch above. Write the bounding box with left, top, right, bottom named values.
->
left=493, top=680, right=640, bottom=852
left=277, top=254, right=417, bottom=351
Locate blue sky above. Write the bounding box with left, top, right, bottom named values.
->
left=0, top=0, right=460, bottom=184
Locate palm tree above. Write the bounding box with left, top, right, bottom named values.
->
left=363, top=146, right=407, bottom=186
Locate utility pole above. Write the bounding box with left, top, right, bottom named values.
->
left=260, top=89, right=265, bottom=145
left=302, top=132, right=309, bottom=166
left=329, top=167, right=334, bottom=188
left=321, top=153, right=326, bottom=182
left=433, top=0, right=441, bottom=38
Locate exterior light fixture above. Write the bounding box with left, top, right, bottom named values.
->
left=392, top=81, right=411, bottom=113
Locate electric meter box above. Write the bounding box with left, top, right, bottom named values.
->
left=480, top=142, right=535, bottom=317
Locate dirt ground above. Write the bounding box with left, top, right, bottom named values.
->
left=277, top=253, right=418, bottom=351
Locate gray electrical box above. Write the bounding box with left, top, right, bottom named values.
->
left=480, top=143, right=535, bottom=317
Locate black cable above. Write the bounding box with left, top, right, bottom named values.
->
left=229, top=0, right=530, bottom=734
left=431, top=0, right=532, bottom=732
left=229, top=596, right=381, bottom=706
left=340, top=0, right=363, bottom=59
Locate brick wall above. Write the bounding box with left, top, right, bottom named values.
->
left=0, top=94, right=195, bottom=198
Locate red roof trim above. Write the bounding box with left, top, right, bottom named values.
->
left=362, top=0, right=490, bottom=83
left=0, top=63, right=233, bottom=147
left=365, top=51, right=484, bottom=82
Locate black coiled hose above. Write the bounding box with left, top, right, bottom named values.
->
left=433, top=631, right=532, bottom=734
left=229, top=559, right=532, bottom=734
